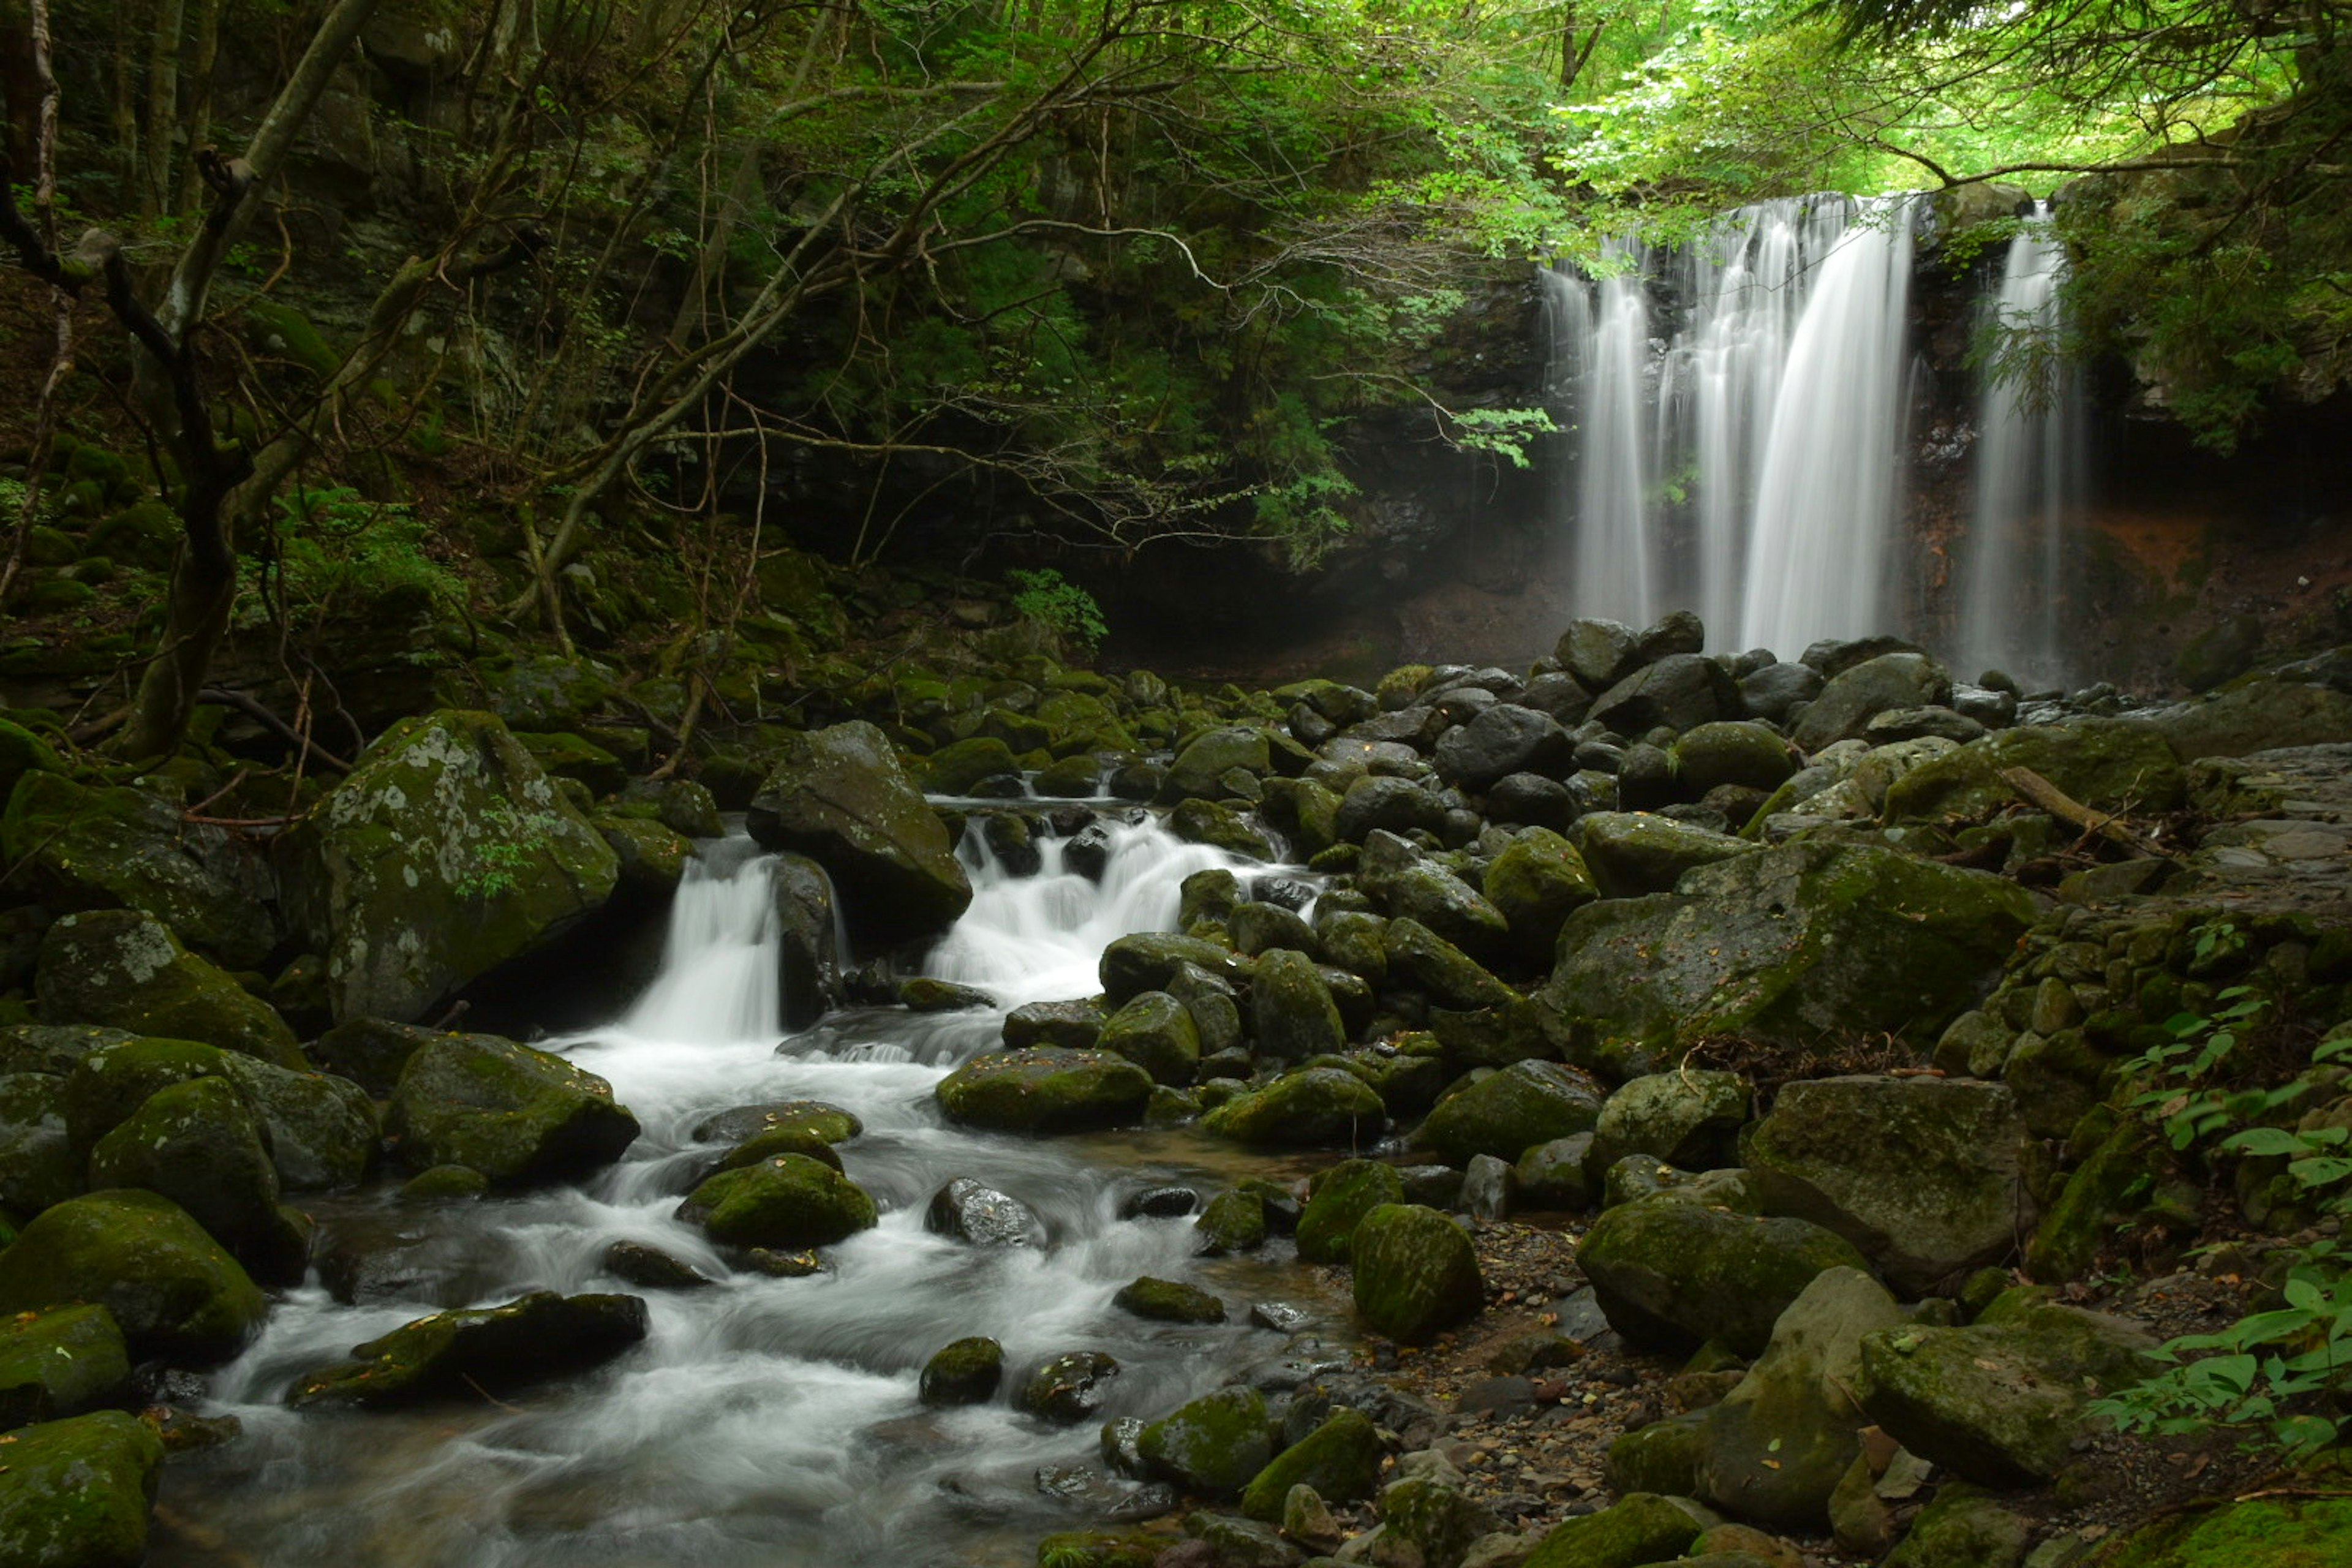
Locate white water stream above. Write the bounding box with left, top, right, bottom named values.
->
left=160, top=818, right=1335, bottom=1568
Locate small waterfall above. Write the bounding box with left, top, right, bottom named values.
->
left=1956, top=205, right=2081, bottom=685
left=622, top=840, right=785, bottom=1044
left=1545, top=195, right=1920, bottom=655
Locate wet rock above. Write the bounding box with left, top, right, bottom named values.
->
left=288, top=1290, right=649, bottom=1408
left=1113, top=1275, right=1226, bottom=1323
left=1202, top=1068, right=1384, bottom=1149
left=1882, top=1483, right=2029, bottom=1568
left=0, top=1189, right=266, bottom=1362
left=276, top=710, right=620, bottom=1025
left=1866, top=706, right=1986, bottom=745
left=1673, top=722, right=1798, bottom=797
left=387, top=1031, right=639, bottom=1183
left=1485, top=771, right=1581, bottom=831
left=677, top=1155, right=878, bottom=1248
left=216, top=1053, right=378, bottom=1192
left=1003, top=998, right=1107, bottom=1052
left=1585, top=1071, right=1751, bottom=1181
left=1589, top=654, right=1742, bottom=739
left=1739, top=662, right=1824, bottom=725
left=1378, top=863, right=1513, bottom=966
left=1195, top=1188, right=1268, bottom=1255
left=1251, top=951, right=1348, bottom=1063
left=1461, top=1153, right=1513, bottom=1219
left=1020, top=1350, right=1121, bottom=1423
left=1577, top=811, right=1757, bottom=899
left=1577, top=1193, right=1872, bottom=1357
left=925, top=1177, right=1046, bottom=1246
left=1384, top=918, right=1519, bottom=1011
left=1514, top=1134, right=1597, bottom=1210
left=1378, top=1462, right=1503, bottom=1568
left=0, top=1303, right=130, bottom=1427
left=692, top=1099, right=861, bottom=1145
left=1881, top=717, right=2185, bottom=823
left=1558, top=619, right=1640, bottom=692
left=1139, top=1384, right=1272, bottom=1499
left=1099, top=933, right=1253, bottom=1005
left=925, top=736, right=1022, bottom=794
left=769, top=851, right=847, bottom=1029
left=1238, top=1405, right=1382, bottom=1523
left=0, top=1072, right=77, bottom=1216
left=314, top=1016, right=437, bottom=1096
left=87, top=1076, right=307, bottom=1284
left=1351, top=1204, right=1483, bottom=1343
left=1120, top=1185, right=1200, bottom=1219
left=1169, top=798, right=1278, bottom=861
left=920, top=1336, right=1005, bottom=1406
left=1418, top=1060, right=1605, bottom=1168
left=897, top=977, right=994, bottom=1012
left=2152, top=665, right=2352, bottom=759
left=1521, top=1491, right=1699, bottom=1568
left=0, top=1409, right=167, bottom=1568
left=1161, top=727, right=1272, bottom=804
left=1093, top=990, right=1201, bottom=1085
left=1334, top=775, right=1450, bottom=843
left=1436, top=706, right=1574, bottom=791
left=601, top=1240, right=714, bottom=1291
left=1297, top=1158, right=1406, bottom=1264
left=35, top=910, right=303, bottom=1069
left=935, top=1048, right=1153, bottom=1134
left=1605, top=1410, right=1709, bottom=1497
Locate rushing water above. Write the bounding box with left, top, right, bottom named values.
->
left=159, top=817, right=1344, bottom=1568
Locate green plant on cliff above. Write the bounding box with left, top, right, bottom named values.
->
left=1006, top=570, right=1107, bottom=652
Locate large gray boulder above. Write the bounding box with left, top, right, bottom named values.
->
left=1791, top=653, right=1951, bottom=751
left=1743, top=1076, right=2035, bottom=1294
left=747, top=721, right=971, bottom=947
left=1586, top=1070, right=1751, bottom=1178
left=1251, top=950, right=1347, bottom=1062
left=277, top=710, right=620, bottom=1025
left=35, top=910, right=303, bottom=1070
left=0, top=1410, right=167, bottom=1568
left=1434, top=705, right=1574, bottom=791
left=1577, top=812, right=1757, bottom=899
left=1351, top=1204, right=1484, bottom=1342
left=0, top=1189, right=267, bottom=1362
left=1576, top=1192, right=1872, bottom=1356
left=1417, top=1060, right=1604, bottom=1167
left=1589, top=654, right=1742, bottom=736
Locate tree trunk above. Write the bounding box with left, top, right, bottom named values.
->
left=118, top=483, right=238, bottom=761
left=174, top=0, right=225, bottom=217
left=140, top=0, right=186, bottom=216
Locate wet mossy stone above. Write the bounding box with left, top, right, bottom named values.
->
left=216, top=1053, right=376, bottom=1193
left=1383, top=918, right=1518, bottom=1012
left=1169, top=797, right=1278, bottom=861
left=677, top=1154, right=877, bottom=1249
left=1096, top=990, right=1201, bottom=1086
left=515, top=731, right=627, bottom=797
left=707, top=1125, right=844, bottom=1177
left=745, top=720, right=971, bottom=948
left=1159, top=726, right=1271, bottom=804
left=1378, top=864, right=1512, bottom=968
left=1541, top=842, right=2036, bottom=1061
left=1251, top=950, right=1347, bottom=1063
left=385, top=1031, right=639, bottom=1183
left=1019, top=1349, right=1121, bottom=1423
left=0, top=718, right=64, bottom=806
left=1586, top=1070, right=1751, bottom=1182
left=1099, top=932, right=1254, bottom=1005
left=87, top=1077, right=305, bottom=1283
left=1522, top=1490, right=1702, bottom=1568
left=1350, top=1203, right=1483, bottom=1343
left=1577, top=811, right=1758, bottom=899
left=1297, top=1158, right=1406, bottom=1264
left=1113, top=1275, right=1226, bottom=1324
left=0, top=1304, right=131, bottom=1427
left=0, top=1409, right=167, bottom=1568
left=1882, top=718, right=2185, bottom=824
left=276, top=710, right=620, bottom=1025
left=1201, top=1068, right=1384, bottom=1149
left=2027, top=1117, right=2160, bottom=1282
left=1139, top=1384, right=1273, bottom=1499
left=598, top=815, right=693, bottom=895
left=1194, top=1188, right=1268, bottom=1254
left=398, top=1164, right=489, bottom=1201
left=1238, top=1404, right=1382, bottom=1521
left=897, top=977, right=995, bottom=1013
left=691, top=1099, right=861, bottom=1145
left=925, top=1177, right=1044, bottom=1246
left=2153, top=669, right=2352, bottom=760
left=1742, top=1076, right=2035, bottom=1295
left=1576, top=1192, right=1871, bottom=1358
left=1378, top=1466, right=1501, bottom=1568
left=57, top=1036, right=230, bottom=1158
left=0, top=1072, right=78, bottom=1216
left=2097, top=1494, right=2352, bottom=1568
left=1880, top=1483, right=2029, bottom=1568
left=0, top=1024, right=130, bottom=1080
left=935, top=1047, right=1153, bottom=1135
left=1674, top=721, right=1798, bottom=796
left=1333, top=775, right=1449, bottom=843
left=1, top=770, right=277, bottom=970
left=34, top=910, right=303, bottom=1069
left=1482, top=829, right=1599, bottom=965
left=1002, top=998, right=1107, bottom=1052
left=1035, top=1530, right=1163, bottom=1568
left=1417, top=1060, right=1605, bottom=1169
left=1434, top=703, right=1574, bottom=791
left=313, top=1017, right=438, bottom=1098
left=0, top=1189, right=266, bottom=1362
left=1789, top=652, right=1951, bottom=752
left=919, top=1335, right=1004, bottom=1406
left=1604, top=1409, right=1709, bottom=1497
left=462, top=653, right=617, bottom=734
left=601, top=1240, right=714, bottom=1291
left=287, top=1291, right=649, bottom=1409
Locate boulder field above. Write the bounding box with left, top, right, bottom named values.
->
left=6, top=608, right=2352, bottom=1567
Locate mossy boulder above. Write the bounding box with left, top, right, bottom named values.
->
left=1350, top=1203, right=1483, bottom=1343
left=1, top=771, right=277, bottom=969
left=0, top=1305, right=130, bottom=1427
left=0, top=718, right=64, bottom=806
left=1577, top=811, right=1758, bottom=899
left=1099, top=932, right=1254, bottom=1005
left=1742, top=1076, right=2034, bottom=1295
left=385, top=1031, right=639, bottom=1183
left=2095, top=1494, right=2352, bottom=1567
left=1790, top=652, right=1950, bottom=751
left=1251, top=949, right=1348, bottom=1063
left=87, top=1077, right=306, bottom=1283
left=1384, top=918, right=1519, bottom=1012
left=1201, top=1067, right=1384, bottom=1148
left=598, top=815, right=693, bottom=895
left=919, top=1336, right=1004, bottom=1406
left=1096, top=990, right=1201, bottom=1085
left=1169, top=798, right=1279, bottom=861
left=1541, top=842, right=2036, bottom=1065
left=1418, top=1060, right=1605, bottom=1167
left=214, top=1052, right=377, bottom=1191
left=1522, top=1491, right=1701, bottom=1568
left=1577, top=1193, right=1872, bottom=1357
left=516, top=731, right=627, bottom=797
left=925, top=737, right=1022, bottom=795
left=1003, top=998, right=1108, bottom=1052
left=0, top=1189, right=266, bottom=1362
left=1159, top=726, right=1270, bottom=804
left=462, top=654, right=617, bottom=733
left=676, top=1154, right=876, bottom=1248
left=1482, top=828, right=1599, bottom=963
left=0, top=1410, right=166, bottom=1568
left=1881, top=718, right=2185, bottom=824
left=0, top=1072, right=78, bottom=1216
left=35, top=911, right=302, bottom=1069
left=1674, top=722, right=1798, bottom=796
left=276, top=710, right=620, bottom=1025
left=313, top=1016, right=439, bottom=1096
left=287, top=1291, right=649, bottom=1408
left=747, top=721, right=970, bottom=947
left=935, top=1047, right=1153, bottom=1134
left=1238, top=1405, right=1383, bottom=1521
left=1881, top=1484, right=2029, bottom=1568
left=1378, top=864, right=1512, bottom=967
left=1112, top=1275, right=1225, bottom=1323
left=1018, top=1349, right=1121, bottom=1423
left=1586, top=1070, right=1751, bottom=1180
left=1605, top=1410, right=1709, bottom=1497
left=2150, top=669, right=2352, bottom=761
left=1138, top=1384, right=1272, bottom=1499
left=2028, top=1118, right=2160, bottom=1282
left=1297, top=1158, right=1406, bottom=1264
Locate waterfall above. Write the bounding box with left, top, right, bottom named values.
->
left=1955, top=205, right=2081, bottom=686
left=622, top=839, right=786, bottom=1043
left=1546, top=195, right=1920, bottom=655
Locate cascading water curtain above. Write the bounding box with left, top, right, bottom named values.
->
left=1955, top=203, right=2082, bottom=688
left=1546, top=195, right=1921, bottom=658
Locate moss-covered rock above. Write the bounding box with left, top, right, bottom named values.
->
left=1030, top=1531, right=1163, bottom=1568
left=385, top=1031, right=639, bottom=1183
left=34, top=911, right=303, bottom=1069
left=1350, top=1202, right=1483, bottom=1343
left=1112, top=1275, right=1226, bottom=1323
left=1790, top=652, right=1950, bottom=752
left=0, top=1072, right=77, bottom=1217
left=1418, top=1060, right=1605, bottom=1168
left=1605, top=1409, right=1709, bottom=1496
left=1168, top=797, right=1278, bottom=860
left=276, top=710, right=620, bottom=1025
left=934, top=1047, right=1153, bottom=1134
left=1577, top=1192, right=1872, bottom=1357
left=1675, top=722, right=1799, bottom=796
left=745, top=720, right=970, bottom=948
left=1881, top=1483, right=2029, bottom=1568
left=1139, top=1384, right=1272, bottom=1499
left=1099, top=932, right=1254, bottom=1005
left=1378, top=863, right=1513, bottom=967
left=2027, top=1118, right=2160, bottom=1282
left=1, top=771, right=277, bottom=970
left=1482, top=828, right=1599, bottom=964
left=1251, top=949, right=1347, bottom=1062
left=1297, top=1158, right=1406, bottom=1264
left=0, top=1409, right=166, bottom=1568
left=1018, top=1349, right=1120, bottom=1422
left=0, top=1188, right=266, bottom=1362
left=676, top=1154, right=877, bottom=1248
left=1096, top=990, right=1201, bottom=1085
left=2094, top=1494, right=2352, bottom=1568
left=214, top=1052, right=377, bottom=1192
left=0, top=1304, right=130, bottom=1427
left=0, top=718, right=64, bottom=807
left=1200, top=1067, right=1384, bottom=1148
left=1384, top=918, right=1520, bottom=1012
left=87, top=1077, right=306, bottom=1283
left=1882, top=718, right=2185, bottom=824
left=919, top=1335, right=1003, bottom=1405
left=287, top=1291, right=649, bottom=1408
left=1238, top=1404, right=1383, bottom=1521
left=1578, top=811, right=1759, bottom=899
left=1541, top=842, right=2036, bottom=1065
left=2150, top=670, right=2352, bottom=761
left=1522, top=1491, right=1701, bottom=1568
left=1586, top=1070, right=1751, bottom=1180
left=1002, top=998, right=1108, bottom=1052
left=1159, top=726, right=1271, bottom=804
left=598, top=815, right=693, bottom=895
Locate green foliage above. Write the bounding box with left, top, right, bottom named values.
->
left=238, top=486, right=465, bottom=630
left=1006, top=568, right=1107, bottom=650
left=454, top=799, right=565, bottom=900
left=2121, top=981, right=2278, bottom=1152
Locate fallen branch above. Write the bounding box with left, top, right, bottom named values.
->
left=1999, top=766, right=2172, bottom=858
left=197, top=687, right=352, bottom=772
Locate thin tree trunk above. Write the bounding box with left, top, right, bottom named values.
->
left=0, top=0, right=64, bottom=609
left=174, top=0, right=225, bottom=217
left=111, top=7, right=138, bottom=197
left=140, top=0, right=185, bottom=216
